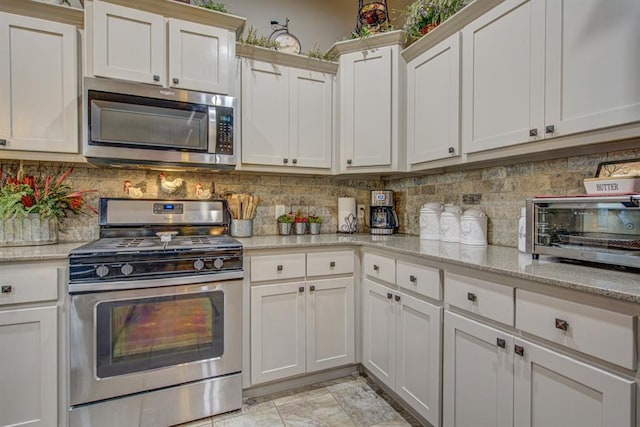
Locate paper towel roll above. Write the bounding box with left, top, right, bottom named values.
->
left=338, top=197, right=357, bottom=233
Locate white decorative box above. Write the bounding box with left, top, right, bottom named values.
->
left=583, top=176, right=640, bottom=195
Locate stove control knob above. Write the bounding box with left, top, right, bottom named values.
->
left=194, top=259, right=205, bottom=271
left=213, top=258, right=224, bottom=269
left=96, top=265, right=110, bottom=278
left=121, top=263, right=134, bottom=276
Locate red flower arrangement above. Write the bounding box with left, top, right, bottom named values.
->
left=0, top=166, right=96, bottom=221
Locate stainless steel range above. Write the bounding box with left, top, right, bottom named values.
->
left=68, top=198, right=243, bottom=427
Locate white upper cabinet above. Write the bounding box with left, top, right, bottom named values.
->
left=335, top=34, right=405, bottom=174
left=290, top=68, right=333, bottom=169
left=406, top=32, right=461, bottom=167
left=462, top=0, right=545, bottom=154
left=168, top=19, right=231, bottom=94
left=0, top=12, right=78, bottom=154
left=463, top=0, right=640, bottom=155
left=240, top=56, right=333, bottom=172
left=241, top=59, right=290, bottom=167
left=89, top=0, right=235, bottom=94
left=91, top=1, right=165, bottom=85
left=544, top=0, right=640, bottom=137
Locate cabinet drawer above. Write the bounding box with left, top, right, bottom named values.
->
left=396, top=261, right=441, bottom=300
left=363, top=253, right=396, bottom=284
left=516, top=289, right=636, bottom=370
left=445, top=272, right=514, bottom=326
left=306, top=251, right=354, bottom=277
left=250, top=254, right=306, bottom=282
left=0, top=263, right=59, bottom=306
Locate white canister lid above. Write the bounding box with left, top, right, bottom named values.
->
left=461, top=209, right=485, bottom=218
left=422, top=202, right=442, bottom=211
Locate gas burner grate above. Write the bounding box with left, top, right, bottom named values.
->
left=115, top=238, right=154, bottom=248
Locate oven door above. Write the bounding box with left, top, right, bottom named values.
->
left=69, top=279, right=242, bottom=407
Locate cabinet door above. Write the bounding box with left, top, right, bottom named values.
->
left=395, top=292, right=442, bottom=426
left=544, top=0, right=640, bottom=137
left=407, top=32, right=461, bottom=164
left=0, top=13, right=77, bottom=153
left=290, top=68, right=333, bottom=169
left=92, top=0, right=165, bottom=85
left=250, top=281, right=306, bottom=385
left=168, top=19, right=230, bottom=94
left=362, top=279, right=396, bottom=389
left=241, top=59, right=289, bottom=166
left=513, top=338, right=635, bottom=427
left=443, top=311, right=514, bottom=427
left=462, top=0, right=545, bottom=153
left=340, top=47, right=393, bottom=168
left=306, top=277, right=354, bottom=372
left=0, top=306, right=57, bottom=427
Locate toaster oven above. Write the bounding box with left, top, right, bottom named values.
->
left=526, top=195, right=640, bottom=269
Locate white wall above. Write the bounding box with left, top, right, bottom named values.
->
left=224, top=0, right=412, bottom=52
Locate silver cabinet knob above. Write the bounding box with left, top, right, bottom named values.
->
left=347, top=159, right=352, bottom=165
left=172, top=77, right=179, bottom=84
left=545, top=125, right=555, bottom=134
left=555, top=318, right=569, bottom=331
left=514, top=344, right=525, bottom=357
left=299, top=286, right=305, bottom=293
left=330, top=261, right=336, bottom=267
left=1, top=285, right=12, bottom=293
left=529, top=128, right=538, bottom=137
left=496, top=338, right=506, bottom=348
left=373, top=264, right=379, bottom=271
left=0, top=139, right=6, bottom=146
left=310, top=285, right=315, bottom=292
left=283, top=158, right=289, bottom=164
left=467, top=292, right=477, bottom=302
left=277, top=265, right=283, bottom=271
left=409, top=275, right=417, bottom=283
left=153, top=75, right=160, bottom=82
left=387, top=292, right=392, bottom=299
left=448, top=147, right=455, bottom=154
left=394, top=295, right=401, bottom=302
left=292, top=159, right=297, bottom=164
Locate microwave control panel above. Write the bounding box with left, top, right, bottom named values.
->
left=215, top=106, right=234, bottom=155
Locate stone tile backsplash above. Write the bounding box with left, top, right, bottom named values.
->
left=3, top=144, right=638, bottom=247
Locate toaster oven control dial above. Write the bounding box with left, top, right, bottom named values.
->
left=96, top=265, right=110, bottom=278
left=121, top=263, right=134, bottom=276
left=194, top=259, right=205, bottom=271
left=213, top=258, right=224, bottom=269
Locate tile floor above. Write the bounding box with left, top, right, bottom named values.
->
left=177, top=374, right=423, bottom=427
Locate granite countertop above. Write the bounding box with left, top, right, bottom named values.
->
left=238, top=234, right=640, bottom=303
left=2, top=234, right=639, bottom=303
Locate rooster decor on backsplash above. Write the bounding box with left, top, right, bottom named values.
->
left=195, top=183, right=212, bottom=200
left=123, top=180, right=147, bottom=199
left=159, top=173, right=186, bottom=197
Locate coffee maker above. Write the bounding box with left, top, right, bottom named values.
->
left=370, top=190, right=399, bottom=235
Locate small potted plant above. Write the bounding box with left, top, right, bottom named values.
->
left=293, top=210, right=308, bottom=235
left=277, top=212, right=294, bottom=235
left=402, top=0, right=466, bottom=45
left=308, top=214, right=322, bottom=235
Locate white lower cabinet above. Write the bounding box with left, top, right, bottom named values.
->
left=250, top=251, right=355, bottom=385
left=443, top=311, right=635, bottom=427
left=363, top=278, right=441, bottom=425
left=0, top=261, right=62, bottom=427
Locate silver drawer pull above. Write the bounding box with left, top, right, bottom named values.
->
left=299, top=286, right=304, bottom=293
left=387, top=293, right=392, bottom=299
left=555, top=318, right=569, bottom=331
left=394, top=295, right=400, bottom=302
left=373, top=265, right=379, bottom=271
left=277, top=265, right=283, bottom=271
left=514, top=344, right=525, bottom=357
left=1, top=285, right=12, bottom=294
left=330, top=261, right=336, bottom=267
left=467, top=292, right=477, bottom=302
left=496, top=338, right=506, bottom=348
left=409, top=275, right=417, bottom=283
left=310, top=285, right=315, bottom=292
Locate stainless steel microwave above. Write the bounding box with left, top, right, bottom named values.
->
left=83, top=77, right=236, bottom=170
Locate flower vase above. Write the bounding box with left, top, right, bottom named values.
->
left=295, top=222, right=307, bottom=235
left=0, top=214, right=58, bottom=246
left=278, top=222, right=292, bottom=235
left=309, top=223, right=321, bottom=235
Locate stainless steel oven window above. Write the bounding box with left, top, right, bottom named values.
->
left=95, top=290, right=224, bottom=378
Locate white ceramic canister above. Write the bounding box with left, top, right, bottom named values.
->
left=420, top=202, right=442, bottom=240
left=460, top=209, right=488, bottom=245
left=439, top=204, right=462, bottom=243
left=518, top=207, right=527, bottom=252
